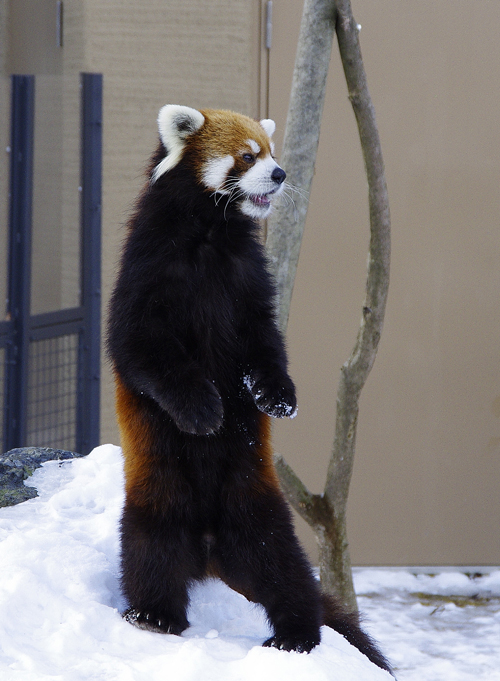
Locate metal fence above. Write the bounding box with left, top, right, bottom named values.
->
left=0, top=73, right=102, bottom=455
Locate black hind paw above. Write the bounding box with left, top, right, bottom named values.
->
left=263, top=632, right=320, bottom=654
left=123, top=608, right=188, bottom=635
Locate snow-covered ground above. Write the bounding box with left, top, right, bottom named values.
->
left=0, top=444, right=498, bottom=681
left=356, top=569, right=500, bottom=680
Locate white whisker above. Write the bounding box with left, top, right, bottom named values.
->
left=284, top=181, right=309, bottom=202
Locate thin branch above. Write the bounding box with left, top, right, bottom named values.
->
left=324, top=1, right=390, bottom=510
left=273, top=452, right=324, bottom=527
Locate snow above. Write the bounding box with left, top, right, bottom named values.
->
left=0, top=444, right=499, bottom=681
left=356, top=568, right=500, bottom=680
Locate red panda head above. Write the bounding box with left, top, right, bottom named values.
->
left=152, top=105, right=286, bottom=220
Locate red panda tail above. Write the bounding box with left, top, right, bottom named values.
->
left=321, top=592, right=395, bottom=676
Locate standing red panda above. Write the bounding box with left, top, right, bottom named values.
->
left=107, top=105, right=392, bottom=673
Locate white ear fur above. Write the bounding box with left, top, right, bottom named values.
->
left=152, top=105, right=205, bottom=182
left=259, top=118, right=276, bottom=138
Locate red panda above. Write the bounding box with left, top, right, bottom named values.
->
left=107, top=106, right=392, bottom=673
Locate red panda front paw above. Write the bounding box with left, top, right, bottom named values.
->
left=165, top=379, right=224, bottom=435
left=244, top=372, right=297, bottom=419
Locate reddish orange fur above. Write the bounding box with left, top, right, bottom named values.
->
left=252, top=413, right=282, bottom=495
left=188, top=109, right=273, bottom=180
left=114, top=374, right=158, bottom=510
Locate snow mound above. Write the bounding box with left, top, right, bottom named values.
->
left=0, top=444, right=391, bottom=681
left=355, top=568, right=500, bottom=599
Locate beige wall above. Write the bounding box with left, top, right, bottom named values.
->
left=2, top=0, right=499, bottom=566
left=270, top=0, right=500, bottom=565
left=5, top=0, right=82, bottom=315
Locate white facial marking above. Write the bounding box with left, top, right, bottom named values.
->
left=238, top=155, right=285, bottom=219
left=259, top=118, right=276, bottom=137
left=246, top=139, right=261, bottom=155
left=202, top=155, right=235, bottom=192
left=152, top=105, right=205, bottom=182
left=239, top=155, right=281, bottom=195
left=270, top=141, right=275, bottom=156
left=239, top=197, right=272, bottom=220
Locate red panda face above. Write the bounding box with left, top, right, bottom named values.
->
left=153, top=105, right=286, bottom=220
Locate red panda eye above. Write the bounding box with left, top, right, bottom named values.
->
left=242, top=153, right=255, bottom=164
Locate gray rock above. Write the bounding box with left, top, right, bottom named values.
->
left=0, top=447, right=85, bottom=508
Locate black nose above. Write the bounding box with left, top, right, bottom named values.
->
left=271, top=166, right=286, bottom=185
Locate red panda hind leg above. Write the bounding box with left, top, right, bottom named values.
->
left=115, top=377, right=205, bottom=635
left=212, top=487, right=324, bottom=653
left=120, top=501, right=196, bottom=635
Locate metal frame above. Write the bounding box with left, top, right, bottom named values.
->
left=3, top=75, right=35, bottom=451
left=2, top=73, right=102, bottom=455
left=78, top=72, right=102, bottom=454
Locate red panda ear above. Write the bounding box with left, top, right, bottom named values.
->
left=259, top=118, right=276, bottom=138
left=152, top=106, right=205, bottom=182
left=158, top=105, right=205, bottom=145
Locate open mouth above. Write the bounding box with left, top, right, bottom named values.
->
left=248, top=192, right=273, bottom=208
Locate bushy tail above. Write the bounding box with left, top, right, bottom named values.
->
left=321, top=593, right=395, bottom=676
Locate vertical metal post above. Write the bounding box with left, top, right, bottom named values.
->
left=56, top=1, right=64, bottom=48
left=4, top=75, right=35, bottom=450
left=77, top=73, right=102, bottom=454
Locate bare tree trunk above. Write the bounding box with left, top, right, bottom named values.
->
left=267, top=0, right=390, bottom=613
left=265, top=0, right=336, bottom=335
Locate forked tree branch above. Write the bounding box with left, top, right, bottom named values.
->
left=324, top=0, right=390, bottom=516
left=267, top=0, right=390, bottom=611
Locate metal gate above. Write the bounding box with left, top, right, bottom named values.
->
left=0, top=73, right=102, bottom=455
